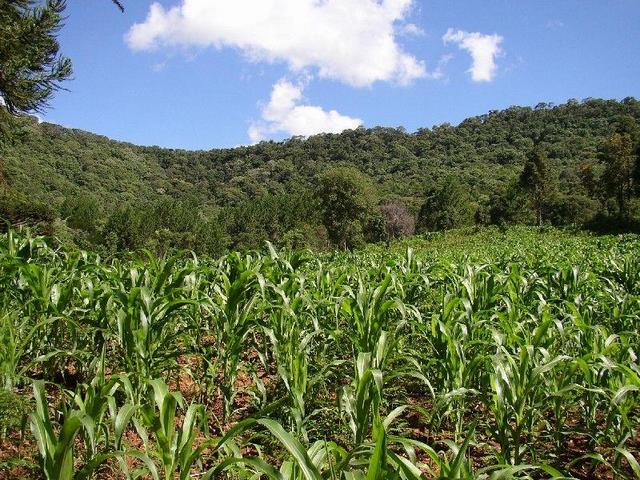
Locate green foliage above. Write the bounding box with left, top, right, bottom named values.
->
left=30, top=380, right=112, bottom=480
left=136, top=379, right=208, bottom=480
left=0, top=186, right=55, bottom=231
left=3, top=98, right=640, bottom=252
left=222, top=191, right=320, bottom=250
left=600, top=131, right=637, bottom=217
left=109, top=254, right=196, bottom=401
left=0, top=311, right=58, bottom=390
left=519, top=147, right=556, bottom=225
left=0, top=388, right=30, bottom=438
left=2, top=220, right=640, bottom=479
left=488, top=181, right=533, bottom=225
left=317, top=166, right=377, bottom=249
left=0, top=0, right=72, bottom=115
left=417, top=176, right=475, bottom=231
left=60, top=194, right=100, bottom=233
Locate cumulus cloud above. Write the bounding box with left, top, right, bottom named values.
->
left=248, top=79, right=362, bottom=142
left=443, top=28, right=503, bottom=82
left=125, top=0, right=426, bottom=87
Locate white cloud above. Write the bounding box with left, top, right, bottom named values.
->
left=125, top=0, right=426, bottom=87
left=443, top=28, right=503, bottom=82
left=400, top=23, right=425, bottom=37
left=248, top=79, right=362, bottom=142
left=426, top=54, right=453, bottom=81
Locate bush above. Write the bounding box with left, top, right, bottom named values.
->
left=380, top=202, right=415, bottom=240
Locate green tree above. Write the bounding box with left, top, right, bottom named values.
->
left=600, top=132, right=636, bottom=217
left=488, top=181, right=531, bottom=226
left=0, top=0, right=122, bottom=120
left=102, top=205, right=147, bottom=251
left=417, top=177, right=475, bottom=232
left=578, top=161, right=600, bottom=200
left=61, top=194, right=100, bottom=233
left=0, top=0, right=72, bottom=115
left=0, top=188, right=54, bottom=231
left=614, top=116, right=640, bottom=199
left=316, top=167, right=376, bottom=249
left=635, top=151, right=640, bottom=197
left=519, top=147, right=554, bottom=226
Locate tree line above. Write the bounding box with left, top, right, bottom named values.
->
left=2, top=99, right=639, bottom=256
left=2, top=115, right=639, bottom=257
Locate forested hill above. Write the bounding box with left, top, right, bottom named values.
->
left=1, top=97, right=639, bottom=255
left=4, top=97, right=639, bottom=207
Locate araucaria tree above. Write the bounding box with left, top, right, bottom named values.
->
left=519, top=147, right=553, bottom=226
left=317, top=167, right=376, bottom=249
left=0, top=0, right=72, bottom=115
left=600, top=132, right=637, bottom=218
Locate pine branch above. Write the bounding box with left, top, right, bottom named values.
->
left=112, top=0, right=124, bottom=12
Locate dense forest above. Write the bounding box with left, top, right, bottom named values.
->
left=1, top=97, right=639, bottom=255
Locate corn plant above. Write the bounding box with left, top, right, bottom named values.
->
left=0, top=312, right=59, bottom=390
left=30, top=381, right=115, bottom=480
left=106, top=396, right=137, bottom=479
left=109, top=255, right=195, bottom=402
left=1, top=226, right=639, bottom=479
left=260, top=268, right=340, bottom=439
left=486, top=320, right=571, bottom=464
left=134, top=378, right=209, bottom=480
left=341, top=273, right=407, bottom=370
left=340, top=352, right=383, bottom=445
left=201, top=253, right=262, bottom=421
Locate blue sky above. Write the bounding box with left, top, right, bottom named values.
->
left=45, top=0, right=640, bottom=150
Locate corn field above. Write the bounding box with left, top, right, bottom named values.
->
left=0, top=227, right=638, bottom=479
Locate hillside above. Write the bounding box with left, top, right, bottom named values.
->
left=1, top=97, right=639, bottom=254
left=4, top=97, right=639, bottom=206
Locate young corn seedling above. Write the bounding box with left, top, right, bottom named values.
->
left=487, top=320, right=570, bottom=464
left=339, top=352, right=384, bottom=445
left=134, top=378, right=209, bottom=480
left=106, top=396, right=137, bottom=479
left=30, top=381, right=114, bottom=480
left=110, top=256, right=195, bottom=402
left=71, top=351, right=122, bottom=458
left=341, top=273, right=407, bottom=370
left=0, top=311, right=60, bottom=390
left=261, top=271, right=338, bottom=439
left=202, top=253, right=262, bottom=422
